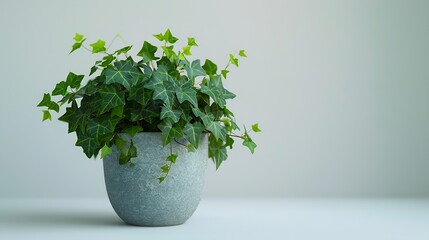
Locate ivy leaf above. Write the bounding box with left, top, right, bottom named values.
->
left=146, top=66, right=176, bottom=107
left=97, top=85, right=125, bottom=114
left=252, top=123, right=261, bottom=132
left=184, top=59, right=206, bottom=80
left=160, top=105, right=182, bottom=123
left=66, top=72, right=84, bottom=89
left=243, top=135, right=257, bottom=154
left=158, top=119, right=183, bottom=146
left=200, top=81, right=226, bottom=108
left=100, top=144, right=112, bottom=158
left=128, top=82, right=153, bottom=105
left=153, top=33, right=165, bottom=41
left=166, top=153, right=178, bottom=163
left=158, top=177, right=166, bottom=183
left=75, top=134, right=98, bottom=158
left=58, top=101, right=89, bottom=134
left=161, top=164, right=170, bottom=173
left=128, top=141, right=137, bottom=157
left=37, top=93, right=59, bottom=112
left=110, top=105, right=124, bottom=117
left=90, top=39, right=106, bottom=53
left=182, top=46, right=192, bottom=56
left=52, top=81, right=68, bottom=96
left=183, top=122, right=205, bottom=148
left=202, top=59, right=218, bottom=75
left=42, top=110, right=52, bottom=121
left=238, top=49, right=247, bottom=57
left=176, top=78, right=198, bottom=107
left=86, top=117, right=116, bottom=141
left=161, top=46, right=178, bottom=62
left=208, top=135, right=227, bottom=169
left=229, top=54, right=239, bottom=67
left=221, top=69, right=229, bottom=79
left=206, top=121, right=226, bottom=142
left=73, top=33, right=84, bottom=42
left=100, top=54, right=116, bottom=67
left=114, top=45, right=132, bottom=55
left=137, top=41, right=158, bottom=63
left=163, top=29, right=179, bottom=44
left=225, top=135, right=234, bottom=149
left=104, top=60, right=142, bottom=90
left=70, top=39, right=85, bottom=54
left=124, top=126, right=143, bottom=138
left=187, top=37, right=198, bottom=46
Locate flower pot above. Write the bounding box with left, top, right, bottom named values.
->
left=103, top=132, right=208, bottom=226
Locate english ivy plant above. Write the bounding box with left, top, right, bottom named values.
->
left=38, top=29, right=261, bottom=183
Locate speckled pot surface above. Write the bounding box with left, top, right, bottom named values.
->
left=103, top=132, right=208, bottom=226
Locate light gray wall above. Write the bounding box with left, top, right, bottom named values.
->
left=1, top=0, right=428, bottom=198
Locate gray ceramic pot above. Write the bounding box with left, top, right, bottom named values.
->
left=103, top=132, right=208, bottom=226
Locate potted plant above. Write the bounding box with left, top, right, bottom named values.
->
left=37, top=29, right=261, bottom=226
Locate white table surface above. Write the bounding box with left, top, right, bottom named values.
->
left=1, top=198, right=428, bottom=240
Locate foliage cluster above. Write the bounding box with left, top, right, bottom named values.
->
left=38, top=29, right=261, bottom=182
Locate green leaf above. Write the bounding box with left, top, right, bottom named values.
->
left=161, top=164, right=170, bottom=173
left=158, top=177, right=166, bottom=183
left=37, top=93, right=59, bottom=112
left=243, top=136, right=257, bottom=154
left=166, top=153, right=178, bottom=163
left=66, top=72, right=84, bottom=89
left=183, top=122, right=205, bottom=147
left=153, top=33, right=165, bottom=41
left=158, top=119, right=183, bottom=146
left=86, top=117, right=116, bottom=141
left=161, top=46, right=178, bottom=62
left=73, top=33, right=84, bottom=42
left=97, top=85, right=125, bottom=114
left=200, top=82, right=225, bottom=109
left=52, top=81, right=68, bottom=96
left=124, top=126, right=143, bottom=138
left=221, top=69, right=229, bottom=79
left=58, top=101, right=89, bottom=134
left=42, top=110, right=52, bottom=121
left=128, top=82, right=153, bottom=105
left=104, top=60, right=142, bottom=90
left=252, top=123, right=261, bottom=132
left=187, top=37, right=198, bottom=46
left=206, top=121, right=226, bottom=142
left=182, top=46, right=192, bottom=56
left=208, top=135, right=227, bottom=169
left=100, top=144, right=112, bottom=158
left=160, top=105, right=182, bottom=123
left=202, top=59, right=218, bottom=75
left=75, top=134, right=98, bottom=158
left=128, top=141, right=137, bottom=157
left=100, top=54, right=116, bottom=67
left=137, top=41, right=158, bottom=63
left=184, top=59, right=206, bottom=80
left=146, top=66, right=176, bottom=107
left=225, top=135, right=234, bottom=149
left=238, top=49, right=247, bottom=57
left=163, top=29, right=178, bottom=44
left=90, top=39, right=106, bottom=53
left=129, top=162, right=136, bottom=168
left=175, top=78, right=198, bottom=107
left=229, top=54, right=239, bottom=67
left=110, top=105, right=124, bottom=117
left=70, top=40, right=85, bottom=54
left=89, top=66, right=98, bottom=76
left=114, top=45, right=132, bottom=55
